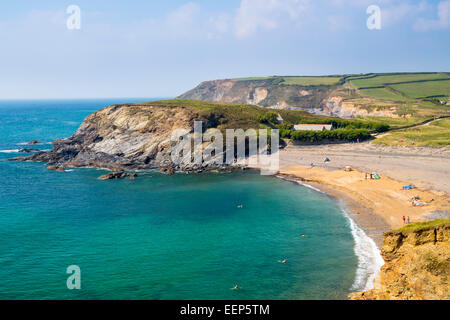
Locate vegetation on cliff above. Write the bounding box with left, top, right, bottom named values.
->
left=178, top=72, right=450, bottom=146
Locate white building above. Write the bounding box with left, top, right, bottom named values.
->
left=293, top=124, right=333, bottom=131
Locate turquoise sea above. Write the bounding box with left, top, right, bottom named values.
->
left=0, top=99, right=371, bottom=300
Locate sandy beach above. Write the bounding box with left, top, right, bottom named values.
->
left=263, top=142, right=450, bottom=246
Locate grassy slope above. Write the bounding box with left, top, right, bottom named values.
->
left=386, top=219, right=450, bottom=235
left=390, top=80, right=450, bottom=99
left=346, top=73, right=450, bottom=146
left=373, top=118, right=450, bottom=147
left=350, top=73, right=450, bottom=88
left=180, top=73, right=450, bottom=146
left=235, top=76, right=343, bottom=86
left=135, top=99, right=336, bottom=130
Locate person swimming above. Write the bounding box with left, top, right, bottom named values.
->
left=279, top=259, right=287, bottom=264
left=232, top=285, right=241, bottom=290
left=301, top=234, right=307, bottom=238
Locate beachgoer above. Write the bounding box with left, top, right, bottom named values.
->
left=407, top=216, right=410, bottom=224
left=301, top=234, right=307, bottom=238
left=279, top=259, right=287, bottom=264
left=403, top=216, right=406, bottom=224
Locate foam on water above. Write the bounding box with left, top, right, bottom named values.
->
left=0, top=149, right=20, bottom=153
left=344, top=210, right=384, bottom=291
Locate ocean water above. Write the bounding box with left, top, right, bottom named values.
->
left=0, top=99, right=367, bottom=300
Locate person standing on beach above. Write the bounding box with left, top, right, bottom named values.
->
left=407, top=216, right=410, bottom=224
left=403, top=216, right=406, bottom=224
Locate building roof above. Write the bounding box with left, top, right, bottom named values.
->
left=293, top=124, right=333, bottom=131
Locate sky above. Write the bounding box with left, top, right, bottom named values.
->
left=0, top=0, right=449, bottom=99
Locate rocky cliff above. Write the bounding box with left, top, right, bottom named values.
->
left=11, top=103, right=215, bottom=172
left=14, top=104, right=183, bottom=170
left=350, top=220, right=450, bottom=300
left=178, top=77, right=394, bottom=118
left=10, top=100, right=295, bottom=172
left=178, top=78, right=336, bottom=114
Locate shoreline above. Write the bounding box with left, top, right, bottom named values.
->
left=253, top=141, right=450, bottom=294
left=274, top=173, right=387, bottom=292
left=276, top=173, right=389, bottom=247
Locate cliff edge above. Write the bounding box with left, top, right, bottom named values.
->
left=350, top=219, right=450, bottom=300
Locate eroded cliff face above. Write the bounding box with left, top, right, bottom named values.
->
left=178, top=79, right=400, bottom=118
left=13, top=104, right=223, bottom=171
left=178, top=79, right=332, bottom=113
left=350, top=222, right=450, bottom=300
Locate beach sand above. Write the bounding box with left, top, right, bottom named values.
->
left=255, top=142, right=450, bottom=246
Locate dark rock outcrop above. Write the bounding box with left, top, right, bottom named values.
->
left=18, top=148, right=39, bottom=153
left=26, top=140, right=43, bottom=145
left=98, top=171, right=138, bottom=180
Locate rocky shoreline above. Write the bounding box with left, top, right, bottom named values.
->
left=8, top=103, right=239, bottom=174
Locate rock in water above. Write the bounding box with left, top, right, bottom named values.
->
left=18, top=148, right=39, bottom=153
left=47, top=165, right=66, bottom=172
left=98, top=171, right=138, bottom=180
left=26, top=140, right=43, bottom=145
left=129, top=173, right=138, bottom=180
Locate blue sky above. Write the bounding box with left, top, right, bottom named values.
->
left=0, top=0, right=449, bottom=99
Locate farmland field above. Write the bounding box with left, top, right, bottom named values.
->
left=358, top=87, right=410, bottom=101
left=281, top=76, right=342, bottom=86
left=390, top=80, right=450, bottom=98
left=350, top=73, right=450, bottom=88
left=373, top=118, right=450, bottom=147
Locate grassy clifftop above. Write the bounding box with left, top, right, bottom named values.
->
left=386, top=219, right=450, bottom=235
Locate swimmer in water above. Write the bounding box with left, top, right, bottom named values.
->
left=301, top=234, right=307, bottom=238
left=232, top=285, right=240, bottom=290
left=279, top=259, right=287, bottom=264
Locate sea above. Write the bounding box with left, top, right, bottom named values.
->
left=0, top=99, right=382, bottom=300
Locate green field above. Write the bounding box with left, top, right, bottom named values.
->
left=235, top=75, right=343, bottom=86
left=281, top=76, right=342, bottom=86
left=359, top=87, right=410, bottom=101
left=373, top=118, right=450, bottom=148
left=390, top=80, right=450, bottom=98
left=386, top=219, right=450, bottom=234
left=350, top=73, right=450, bottom=89
left=235, top=76, right=275, bottom=81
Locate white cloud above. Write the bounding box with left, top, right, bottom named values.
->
left=381, top=1, right=429, bottom=27
left=165, top=2, right=200, bottom=33
left=234, top=0, right=310, bottom=38
left=414, top=0, right=450, bottom=30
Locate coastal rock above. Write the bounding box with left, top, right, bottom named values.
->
left=26, top=140, right=43, bottom=145
left=18, top=148, right=39, bottom=153
left=98, top=171, right=138, bottom=180
left=10, top=103, right=234, bottom=172
left=350, top=220, right=450, bottom=300
left=160, top=167, right=175, bottom=175
left=47, top=165, right=66, bottom=172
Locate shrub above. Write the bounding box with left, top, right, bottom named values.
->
left=287, top=128, right=371, bottom=142
left=257, top=112, right=278, bottom=124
